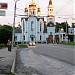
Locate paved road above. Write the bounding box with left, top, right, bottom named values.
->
left=33, top=44, right=75, bottom=65
left=0, top=48, right=16, bottom=74
left=19, top=47, right=75, bottom=75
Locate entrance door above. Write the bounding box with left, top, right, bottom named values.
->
left=31, top=37, right=34, bottom=41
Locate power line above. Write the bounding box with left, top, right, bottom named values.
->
left=58, top=2, right=73, bottom=14
left=55, top=0, right=72, bottom=13
left=55, top=0, right=73, bottom=14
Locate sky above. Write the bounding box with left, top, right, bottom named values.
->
left=0, top=0, right=74, bottom=27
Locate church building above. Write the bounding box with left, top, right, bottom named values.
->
left=15, top=0, right=56, bottom=44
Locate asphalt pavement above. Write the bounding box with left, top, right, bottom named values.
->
left=18, top=47, right=75, bottom=75
left=0, top=47, right=17, bottom=74
left=33, top=44, right=75, bottom=65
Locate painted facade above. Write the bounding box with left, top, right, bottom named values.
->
left=21, top=16, right=44, bottom=43
left=15, top=0, right=56, bottom=43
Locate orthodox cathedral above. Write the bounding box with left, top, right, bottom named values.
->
left=15, top=0, right=56, bottom=43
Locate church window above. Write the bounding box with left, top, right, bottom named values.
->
left=40, top=22, right=42, bottom=32
left=40, top=35, right=41, bottom=40
left=33, top=11, right=34, bottom=15
left=23, top=21, right=25, bottom=31
left=31, top=21, right=34, bottom=31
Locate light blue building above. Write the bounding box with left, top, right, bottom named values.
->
left=21, top=16, right=44, bottom=43
left=15, top=0, right=56, bottom=44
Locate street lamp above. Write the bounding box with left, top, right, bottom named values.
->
left=12, top=0, right=19, bottom=48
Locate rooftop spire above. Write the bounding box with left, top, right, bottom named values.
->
left=49, top=0, right=52, bottom=5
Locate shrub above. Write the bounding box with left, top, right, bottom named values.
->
left=7, top=72, right=16, bottom=75
left=59, top=42, right=75, bottom=45
left=0, top=44, right=4, bottom=49
left=0, top=44, right=7, bottom=49
left=18, top=44, right=28, bottom=48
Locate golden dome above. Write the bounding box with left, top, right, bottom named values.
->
left=37, top=7, right=40, bottom=12
left=29, top=0, right=36, bottom=8
left=25, top=7, right=28, bottom=12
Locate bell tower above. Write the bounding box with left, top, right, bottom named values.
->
left=48, top=0, right=54, bottom=19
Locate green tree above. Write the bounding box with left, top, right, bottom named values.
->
left=55, top=22, right=61, bottom=32
left=0, top=25, right=13, bottom=44
left=61, top=22, right=70, bottom=33
left=55, top=22, right=70, bottom=33
left=0, top=25, right=2, bottom=28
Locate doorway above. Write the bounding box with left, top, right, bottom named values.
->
left=31, top=37, right=34, bottom=41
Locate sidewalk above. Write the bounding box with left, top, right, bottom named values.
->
left=0, top=47, right=17, bottom=74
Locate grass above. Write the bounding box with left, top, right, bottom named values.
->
left=0, top=44, right=6, bottom=49
left=59, top=42, right=75, bottom=45
left=18, top=44, right=28, bottom=48
left=7, top=72, right=16, bottom=75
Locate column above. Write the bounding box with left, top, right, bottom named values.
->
left=62, top=34, right=63, bottom=41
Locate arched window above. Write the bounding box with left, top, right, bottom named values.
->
left=31, top=21, right=34, bottom=31
left=33, top=11, right=34, bottom=15
left=23, top=20, right=25, bottom=31
left=23, top=35, right=25, bottom=40
left=40, top=22, right=42, bottom=32
left=40, top=35, right=41, bottom=40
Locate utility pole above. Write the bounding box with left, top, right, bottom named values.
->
left=12, top=0, right=19, bottom=48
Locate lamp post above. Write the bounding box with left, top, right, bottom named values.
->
left=12, top=0, right=19, bottom=48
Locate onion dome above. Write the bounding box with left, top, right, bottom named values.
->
left=29, top=0, right=36, bottom=8
left=37, top=7, right=40, bottom=12
left=25, top=7, right=28, bottom=12
left=37, top=6, right=41, bottom=16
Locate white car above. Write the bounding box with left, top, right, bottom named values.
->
left=29, top=42, right=32, bottom=46
left=29, top=42, right=35, bottom=46
left=32, top=42, right=36, bottom=46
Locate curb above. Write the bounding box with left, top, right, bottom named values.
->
left=11, top=58, right=16, bottom=73
left=11, top=48, right=17, bottom=74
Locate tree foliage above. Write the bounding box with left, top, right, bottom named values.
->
left=0, top=25, right=13, bottom=44
left=55, top=22, right=70, bottom=33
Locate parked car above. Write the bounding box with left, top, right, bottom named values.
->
left=29, top=42, right=36, bottom=46
left=32, top=42, right=36, bottom=46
